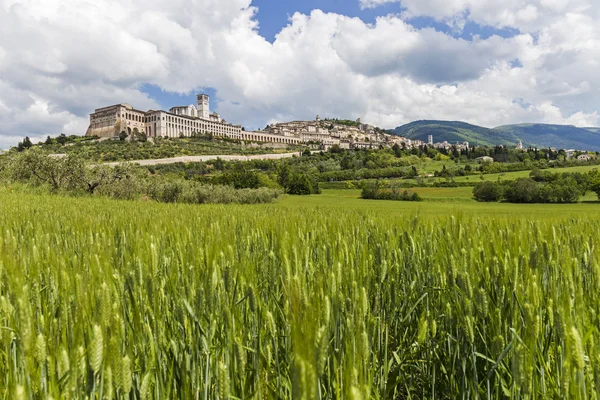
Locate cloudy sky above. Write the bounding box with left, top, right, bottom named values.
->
left=0, top=0, right=599, bottom=148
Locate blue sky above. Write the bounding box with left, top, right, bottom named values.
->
left=142, top=0, right=520, bottom=114
left=251, top=0, right=518, bottom=42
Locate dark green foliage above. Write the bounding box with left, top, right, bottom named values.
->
left=285, top=173, right=320, bottom=195
left=503, top=178, right=549, bottom=203
left=1, top=150, right=281, bottom=204
left=213, top=157, right=225, bottom=171
left=22, top=136, right=33, bottom=149
left=12, top=135, right=294, bottom=163
left=211, top=169, right=261, bottom=189
left=328, top=144, right=342, bottom=154
left=56, top=133, right=68, bottom=145
left=275, top=163, right=319, bottom=194
left=473, top=181, right=504, bottom=202
left=473, top=177, right=585, bottom=203
left=361, top=183, right=422, bottom=201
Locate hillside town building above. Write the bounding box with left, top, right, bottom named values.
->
left=88, top=94, right=480, bottom=151
left=86, top=94, right=406, bottom=149
left=86, top=94, right=243, bottom=140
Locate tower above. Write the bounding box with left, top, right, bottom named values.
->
left=197, top=94, right=210, bottom=120
left=428, top=135, right=433, bottom=145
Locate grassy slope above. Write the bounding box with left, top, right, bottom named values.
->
left=422, top=164, right=600, bottom=184
left=23, top=136, right=293, bottom=162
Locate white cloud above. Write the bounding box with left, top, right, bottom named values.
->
left=360, top=0, right=597, bottom=33
left=0, top=0, right=598, bottom=148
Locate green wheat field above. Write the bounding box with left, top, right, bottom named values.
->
left=1, top=190, right=599, bottom=399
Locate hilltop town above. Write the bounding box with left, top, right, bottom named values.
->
left=86, top=93, right=442, bottom=151
left=85, top=94, right=595, bottom=156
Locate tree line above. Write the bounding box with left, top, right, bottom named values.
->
left=473, top=169, right=600, bottom=203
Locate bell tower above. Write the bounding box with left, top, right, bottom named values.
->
left=197, top=94, right=210, bottom=120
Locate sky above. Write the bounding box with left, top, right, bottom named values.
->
left=0, top=0, right=599, bottom=148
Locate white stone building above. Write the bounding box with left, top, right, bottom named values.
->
left=86, top=94, right=242, bottom=139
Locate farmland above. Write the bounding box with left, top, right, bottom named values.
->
left=1, top=189, right=599, bottom=398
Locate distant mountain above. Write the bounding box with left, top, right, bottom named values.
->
left=389, top=120, right=600, bottom=151
left=582, top=127, right=600, bottom=133
left=494, top=124, right=600, bottom=151
left=389, top=120, right=520, bottom=146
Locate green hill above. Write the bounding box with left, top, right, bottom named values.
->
left=390, top=120, right=600, bottom=151
left=6, top=134, right=291, bottom=163
left=389, top=120, right=520, bottom=146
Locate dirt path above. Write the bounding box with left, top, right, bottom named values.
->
left=103, top=152, right=301, bottom=166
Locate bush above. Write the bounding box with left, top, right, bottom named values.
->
left=504, top=178, right=542, bottom=203
left=180, top=184, right=281, bottom=204
left=211, top=169, right=261, bottom=189
left=473, top=181, right=503, bottom=202
left=2, top=150, right=282, bottom=205
left=477, top=177, right=585, bottom=204
left=361, top=183, right=422, bottom=201
left=286, top=173, right=320, bottom=195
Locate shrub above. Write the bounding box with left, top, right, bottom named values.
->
left=473, top=181, right=503, bottom=202
left=484, top=177, right=585, bottom=204
left=504, top=178, right=542, bottom=203
left=212, top=169, right=261, bottom=189
left=285, top=173, right=320, bottom=195
left=180, top=184, right=281, bottom=204
left=361, top=183, right=422, bottom=201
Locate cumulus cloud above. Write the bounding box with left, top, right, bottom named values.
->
left=0, top=0, right=598, bottom=148
left=360, top=0, right=597, bottom=32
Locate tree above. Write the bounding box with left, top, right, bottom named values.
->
left=285, top=173, right=319, bottom=195
left=8, top=149, right=86, bottom=191
left=589, top=176, right=600, bottom=200
left=473, top=181, right=503, bottom=202
left=45, top=136, right=53, bottom=145
left=275, top=163, right=290, bottom=188
left=213, top=157, right=225, bottom=171
left=214, top=169, right=261, bottom=189
left=22, top=136, right=33, bottom=149
left=504, top=178, right=540, bottom=203
left=56, top=134, right=68, bottom=145
left=328, top=144, right=342, bottom=154
left=340, top=155, right=353, bottom=171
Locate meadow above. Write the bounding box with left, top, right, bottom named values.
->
left=0, top=190, right=599, bottom=398
left=416, top=164, right=600, bottom=185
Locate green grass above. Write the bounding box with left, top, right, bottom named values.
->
left=281, top=188, right=600, bottom=218
left=24, top=136, right=297, bottom=162
left=431, top=164, right=600, bottom=184
left=1, top=190, right=600, bottom=398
